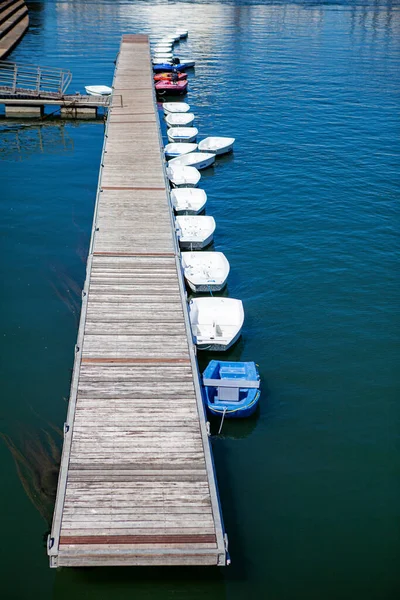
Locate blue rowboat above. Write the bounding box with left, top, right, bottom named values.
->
left=202, top=360, right=260, bottom=418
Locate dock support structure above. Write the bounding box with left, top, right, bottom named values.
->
left=5, top=103, right=43, bottom=117
left=60, top=106, right=98, bottom=119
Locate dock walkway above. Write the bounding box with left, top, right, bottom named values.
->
left=48, top=34, right=226, bottom=568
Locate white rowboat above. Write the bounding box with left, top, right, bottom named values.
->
left=164, top=143, right=198, bottom=159
left=168, top=152, right=215, bottom=170
left=198, top=137, right=235, bottom=155
left=167, top=127, right=198, bottom=143
left=85, top=85, right=112, bottom=96
left=165, top=113, right=195, bottom=128
left=189, top=298, right=244, bottom=351
left=163, top=102, right=190, bottom=114
left=166, top=165, right=201, bottom=188
left=176, top=216, right=215, bottom=249
left=171, top=188, right=207, bottom=214
left=181, top=252, right=230, bottom=292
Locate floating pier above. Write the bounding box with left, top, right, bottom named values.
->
left=48, top=34, right=227, bottom=568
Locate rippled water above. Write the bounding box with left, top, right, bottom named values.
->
left=0, top=1, right=399, bottom=598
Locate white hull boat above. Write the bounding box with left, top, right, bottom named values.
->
left=171, top=188, right=207, bottom=214
left=153, top=52, right=173, bottom=60
left=152, top=58, right=173, bottom=65
left=85, top=85, right=112, bottom=96
left=164, top=142, right=198, bottom=159
left=154, top=43, right=173, bottom=50
left=165, top=113, right=195, bottom=128
left=167, top=165, right=201, bottom=188
left=198, top=136, right=235, bottom=155
left=163, top=102, right=190, bottom=114
left=182, top=252, right=230, bottom=292
left=167, top=127, right=198, bottom=143
left=176, top=216, right=215, bottom=249
left=189, top=298, right=244, bottom=351
left=168, top=152, right=215, bottom=170
left=175, top=29, right=188, bottom=38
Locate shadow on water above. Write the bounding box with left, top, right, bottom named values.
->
left=0, top=418, right=62, bottom=526
left=0, top=121, right=74, bottom=161
left=54, top=563, right=228, bottom=600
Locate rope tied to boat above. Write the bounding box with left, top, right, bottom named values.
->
left=218, top=407, right=227, bottom=435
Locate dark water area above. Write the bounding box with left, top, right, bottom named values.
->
left=0, top=1, right=399, bottom=598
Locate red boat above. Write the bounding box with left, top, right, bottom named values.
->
left=155, top=79, right=188, bottom=95
left=154, top=72, right=187, bottom=82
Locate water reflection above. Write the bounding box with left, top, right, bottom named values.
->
left=0, top=121, right=74, bottom=161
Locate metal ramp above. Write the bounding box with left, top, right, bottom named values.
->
left=0, top=60, right=72, bottom=98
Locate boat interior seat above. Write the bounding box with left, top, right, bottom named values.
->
left=217, top=387, right=240, bottom=402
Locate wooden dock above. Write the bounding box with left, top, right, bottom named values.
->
left=48, top=34, right=227, bottom=568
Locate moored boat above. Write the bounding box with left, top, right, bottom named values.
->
left=166, top=165, right=201, bottom=187
left=163, top=102, right=191, bottom=114
left=85, top=85, right=112, bottom=96
left=153, top=62, right=193, bottom=73
left=165, top=112, right=195, bottom=127
left=164, top=142, right=198, bottom=159
left=189, top=297, right=244, bottom=351
left=168, top=152, right=215, bottom=170
left=154, top=72, right=187, bottom=82
left=198, top=137, right=235, bottom=155
left=202, top=361, right=260, bottom=418
left=171, top=188, right=207, bottom=214
left=181, top=251, right=229, bottom=291
left=175, top=29, right=188, bottom=38
left=167, top=127, right=198, bottom=142
left=155, top=80, right=188, bottom=95
left=175, top=215, right=215, bottom=249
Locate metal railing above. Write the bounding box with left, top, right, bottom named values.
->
left=0, top=61, right=72, bottom=97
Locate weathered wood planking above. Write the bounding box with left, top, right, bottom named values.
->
left=48, top=34, right=226, bottom=568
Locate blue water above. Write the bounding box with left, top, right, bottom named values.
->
left=1, top=1, right=399, bottom=598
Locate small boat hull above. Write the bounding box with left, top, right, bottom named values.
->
left=206, top=389, right=260, bottom=418
left=195, top=329, right=241, bottom=352
left=167, top=127, right=198, bottom=143
left=168, top=152, right=215, bottom=170
left=165, top=113, right=195, bottom=128
left=155, top=80, right=188, bottom=95
left=85, top=85, right=112, bottom=96
left=198, top=137, right=235, bottom=156
left=176, top=215, right=215, bottom=248
left=189, top=298, right=244, bottom=351
left=178, top=234, right=214, bottom=250
left=181, top=251, right=229, bottom=291
left=203, top=360, right=260, bottom=418
left=163, top=102, right=190, bottom=114
left=164, top=143, right=198, bottom=159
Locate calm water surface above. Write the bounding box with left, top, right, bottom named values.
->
left=0, top=1, right=399, bottom=598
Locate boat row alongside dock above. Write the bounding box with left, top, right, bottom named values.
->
left=152, top=30, right=261, bottom=420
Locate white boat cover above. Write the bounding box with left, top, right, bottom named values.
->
left=85, top=85, right=112, bottom=96
left=170, top=188, right=207, bottom=213
left=165, top=113, right=195, bottom=128
left=168, top=152, right=215, bottom=170
left=181, top=252, right=230, bottom=287
left=163, top=102, right=191, bottom=114
left=197, top=137, right=235, bottom=155
left=175, top=216, right=216, bottom=243
left=167, top=127, right=198, bottom=142
left=166, top=165, right=201, bottom=187
left=189, top=298, right=244, bottom=349
left=164, top=143, right=198, bottom=158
